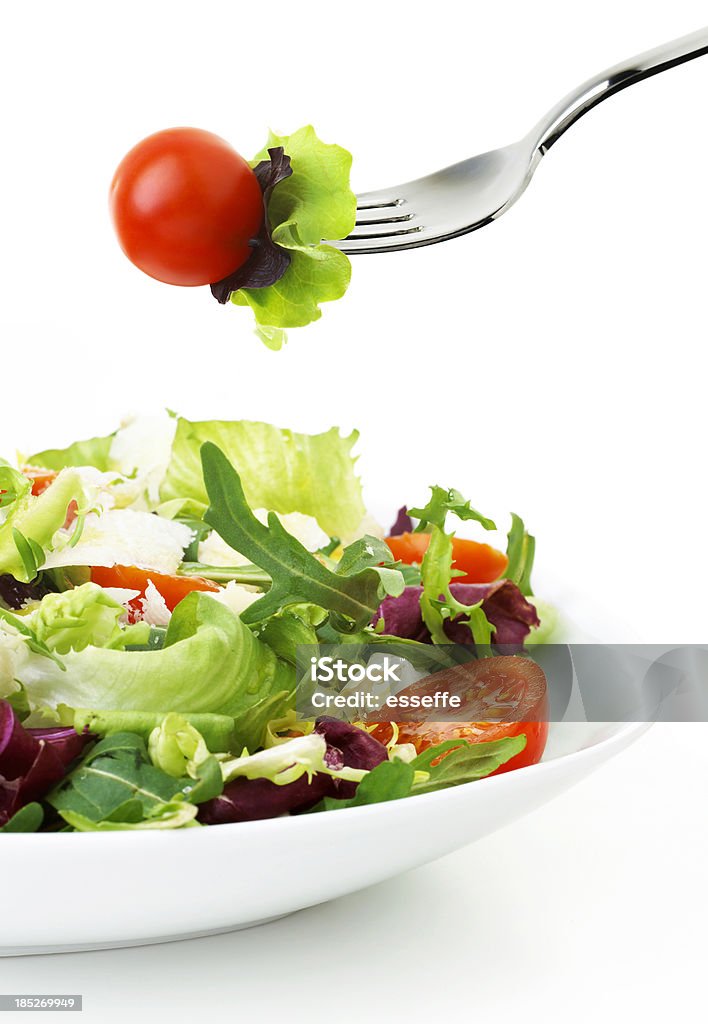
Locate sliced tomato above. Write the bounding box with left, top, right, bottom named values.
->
left=22, top=466, right=58, bottom=496
left=91, top=565, right=221, bottom=618
left=368, top=655, right=548, bottom=775
left=386, top=532, right=508, bottom=584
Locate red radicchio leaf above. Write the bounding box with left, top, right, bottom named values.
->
left=388, top=506, right=413, bottom=536
left=210, top=147, right=293, bottom=304
left=198, top=719, right=388, bottom=824
left=375, top=581, right=540, bottom=647
left=0, top=701, right=92, bottom=827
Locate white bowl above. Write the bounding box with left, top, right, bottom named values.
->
left=0, top=556, right=648, bottom=955
left=0, top=719, right=648, bottom=955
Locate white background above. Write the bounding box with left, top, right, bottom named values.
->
left=0, top=1, right=707, bottom=1019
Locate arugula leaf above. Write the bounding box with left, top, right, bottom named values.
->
left=0, top=802, right=44, bottom=833
left=318, top=758, right=415, bottom=811
left=503, top=513, right=535, bottom=596
left=231, top=125, right=356, bottom=347
left=411, top=735, right=526, bottom=794
left=409, top=486, right=496, bottom=533
left=61, top=801, right=198, bottom=831
left=201, top=443, right=404, bottom=631
left=419, top=528, right=494, bottom=646
left=406, top=485, right=498, bottom=646
left=47, top=732, right=190, bottom=825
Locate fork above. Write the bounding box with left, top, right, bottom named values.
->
left=331, top=27, right=708, bottom=254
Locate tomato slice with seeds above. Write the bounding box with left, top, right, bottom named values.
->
left=368, top=655, right=549, bottom=775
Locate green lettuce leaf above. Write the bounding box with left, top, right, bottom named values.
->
left=201, top=443, right=403, bottom=631
left=28, top=433, right=115, bottom=472
left=232, top=125, right=356, bottom=347
left=147, top=712, right=211, bottom=778
left=13, top=593, right=294, bottom=748
left=64, top=707, right=242, bottom=753
left=160, top=417, right=366, bottom=538
left=0, top=469, right=87, bottom=582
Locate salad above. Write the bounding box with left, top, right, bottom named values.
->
left=110, top=125, right=355, bottom=349
left=0, top=414, right=555, bottom=833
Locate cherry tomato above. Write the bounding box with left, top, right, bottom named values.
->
left=91, top=565, right=220, bottom=619
left=110, top=127, right=264, bottom=286
left=386, top=532, right=508, bottom=585
left=368, top=655, right=548, bottom=775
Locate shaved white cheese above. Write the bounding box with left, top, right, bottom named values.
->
left=42, top=509, right=193, bottom=575
left=139, top=580, right=172, bottom=627
left=198, top=509, right=328, bottom=566
left=109, top=413, right=178, bottom=507
left=209, top=580, right=261, bottom=617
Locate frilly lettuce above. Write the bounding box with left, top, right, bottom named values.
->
left=30, top=582, right=149, bottom=654
left=220, top=732, right=367, bottom=786
left=10, top=593, right=294, bottom=750
left=160, top=417, right=366, bottom=538
left=231, top=126, right=356, bottom=349
left=0, top=467, right=88, bottom=583
left=148, top=712, right=210, bottom=778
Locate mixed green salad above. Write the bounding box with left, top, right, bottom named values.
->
left=0, top=414, right=554, bottom=833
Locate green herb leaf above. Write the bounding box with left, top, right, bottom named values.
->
left=48, top=732, right=190, bottom=825
left=411, top=735, right=526, bottom=794
left=409, top=486, right=496, bottom=533
left=201, top=443, right=404, bottom=631
left=503, top=513, right=536, bottom=596
left=0, top=802, right=44, bottom=833
left=419, top=527, right=494, bottom=646
left=319, top=758, right=415, bottom=810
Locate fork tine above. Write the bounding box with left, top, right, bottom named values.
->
left=355, top=206, right=414, bottom=226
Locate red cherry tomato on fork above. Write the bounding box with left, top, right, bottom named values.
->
left=110, top=127, right=264, bottom=286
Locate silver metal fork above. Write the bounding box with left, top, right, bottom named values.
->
left=331, top=27, right=708, bottom=255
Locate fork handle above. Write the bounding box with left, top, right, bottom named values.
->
left=533, top=27, right=708, bottom=153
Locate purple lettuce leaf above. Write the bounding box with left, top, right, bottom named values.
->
left=210, top=147, right=293, bottom=303
left=197, top=772, right=331, bottom=826
left=375, top=581, right=540, bottom=646
left=314, top=716, right=388, bottom=800
left=388, top=507, right=413, bottom=536
left=198, top=719, right=388, bottom=824
left=0, top=701, right=92, bottom=827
